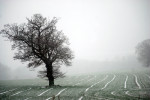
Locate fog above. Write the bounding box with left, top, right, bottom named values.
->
left=0, top=0, right=150, bottom=80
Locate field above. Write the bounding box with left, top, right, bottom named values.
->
left=0, top=70, right=150, bottom=100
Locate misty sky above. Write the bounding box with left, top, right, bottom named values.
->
left=0, top=0, right=150, bottom=77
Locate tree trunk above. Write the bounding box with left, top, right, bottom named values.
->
left=48, top=76, right=54, bottom=86
left=46, top=62, right=54, bottom=86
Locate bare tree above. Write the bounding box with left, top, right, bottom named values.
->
left=0, top=14, right=74, bottom=86
left=136, top=39, right=150, bottom=67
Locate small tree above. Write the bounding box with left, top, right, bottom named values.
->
left=136, top=39, right=150, bottom=67
left=0, top=14, right=74, bottom=86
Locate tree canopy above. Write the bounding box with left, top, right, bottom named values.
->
left=136, top=39, right=150, bottom=67
left=0, top=14, right=74, bottom=86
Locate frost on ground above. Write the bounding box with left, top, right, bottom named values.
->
left=124, top=75, right=128, bottom=89
left=78, top=75, right=108, bottom=100
left=133, top=74, right=141, bottom=89
left=0, top=72, right=150, bottom=100
left=45, top=88, right=66, bottom=100
left=38, top=88, right=53, bottom=96
left=101, top=75, right=116, bottom=90
left=0, top=88, right=17, bottom=94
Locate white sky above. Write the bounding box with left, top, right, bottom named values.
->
left=0, top=0, right=150, bottom=70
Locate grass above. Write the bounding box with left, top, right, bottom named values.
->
left=0, top=71, right=150, bottom=100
